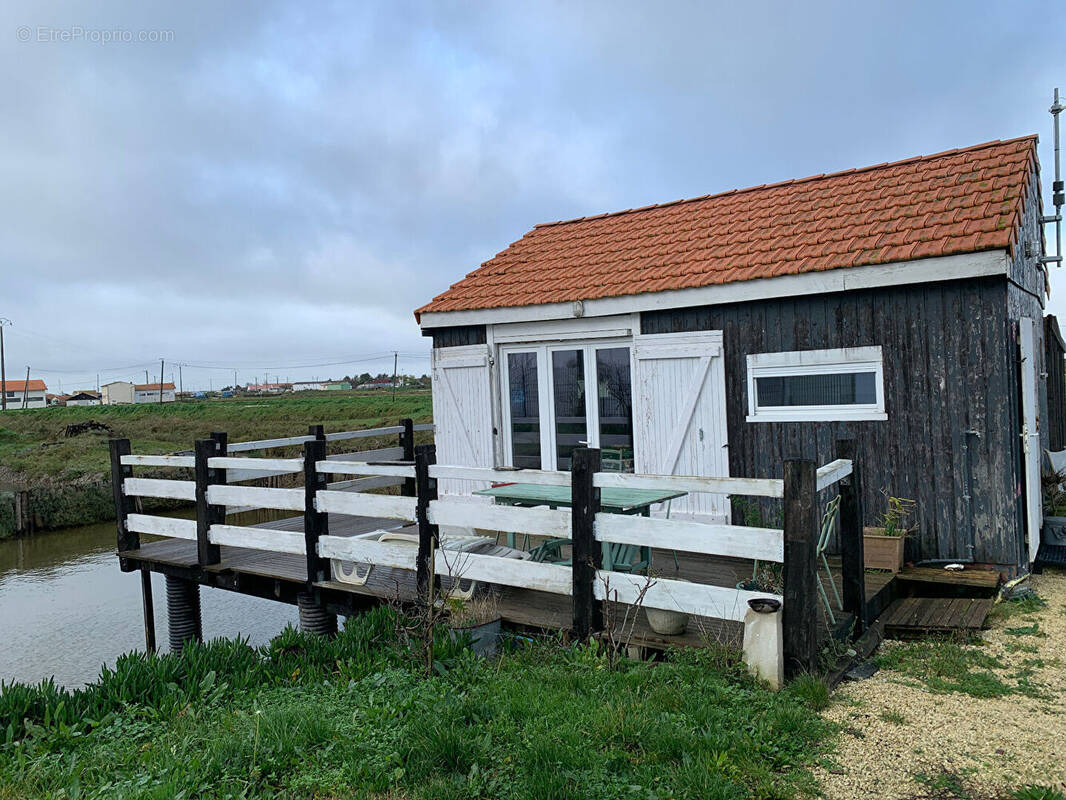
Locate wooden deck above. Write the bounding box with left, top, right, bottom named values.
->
left=882, top=596, right=993, bottom=639
left=121, top=512, right=893, bottom=651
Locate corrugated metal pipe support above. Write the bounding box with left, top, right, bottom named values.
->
left=165, top=575, right=203, bottom=655
left=297, top=592, right=338, bottom=636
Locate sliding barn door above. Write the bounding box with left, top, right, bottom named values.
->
left=632, top=331, right=729, bottom=521
left=431, top=344, right=494, bottom=496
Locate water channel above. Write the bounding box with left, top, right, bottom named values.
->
left=0, top=518, right=297, bottom=688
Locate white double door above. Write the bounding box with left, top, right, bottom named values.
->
left=498, top=330, right=730, bottom=520
left=500, top=340, right=634, bottom=472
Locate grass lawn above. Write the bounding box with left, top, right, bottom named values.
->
left=0, top=609, right=835, bottom=800
left=0, top=391, right=432, bottom=486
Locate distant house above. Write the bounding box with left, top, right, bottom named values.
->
left=245, top=383, right=292, bottom=394
left=292, top=381, right=328, bottom=392
left=324, top=381, right=352, bottom=391
left=1, top=379, right=48, bottom=410
left=133, top=383, right=177, bottom=403
left=101, top=381, right=134, bottom=405
left=357, top=380, right=394, bottom=390
left=51, top=391, right=101, bottom=407
left=416, top=136, right=1056, bottom=575
left=65, top=391, right=102, bottom=407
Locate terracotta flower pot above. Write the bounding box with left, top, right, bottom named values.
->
left=863, top=527, right=905, bottom=572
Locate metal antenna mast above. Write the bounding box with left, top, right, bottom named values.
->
left=1042, top=87, right=1064, bottom=267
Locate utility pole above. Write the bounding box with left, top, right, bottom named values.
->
left=159, top=359, right=165, bottom=404
left=392, top=351, right=398, bottom=402
left=145, top=369, right=149, bottom=386
left=178, top=364, right=183, bottom=397
left=22, top=366, right=30, bottom=409
left=0, top=318, right=10, bottom=411
left=233, top=369, right=237, bottom=391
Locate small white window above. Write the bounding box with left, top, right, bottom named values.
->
left=746, top=346, right=887, bottom=422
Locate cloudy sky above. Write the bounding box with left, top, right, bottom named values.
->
left=1, top=1, right=1063, bottom=392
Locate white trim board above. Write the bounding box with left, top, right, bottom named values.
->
left=419, top=250, right=1009, bottom=328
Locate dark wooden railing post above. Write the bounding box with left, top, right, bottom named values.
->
left=783, top=458, right=818, bottom=679
left=195, top=438, right=223, bottom=566
left=303, top=437, right=330, bottom=589
left=400, top=418, right=416, bottom=497
left=572, top=447, right=602, bottom=641
left=109, top=438, right=136, bottom=571
left=414, top=444, right=438, bottom=601
left=310, top=424, right=325, bottom=442
left=836, top=439, right=866, bottom=635
left=210, top=431, right=228, bottom=484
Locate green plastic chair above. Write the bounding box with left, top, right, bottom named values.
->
left=742, top=496, right=842, bottom=624
left=529, top=538, right=650, bottom=573
left=816, top=496, right=843, bottom=623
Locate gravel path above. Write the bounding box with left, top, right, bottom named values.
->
left=815, top=568, right=1066, bottom=799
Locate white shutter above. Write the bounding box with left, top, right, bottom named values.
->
left=431, top=344, right=495, bottom=497
left=1019, top=318, right=1042, bottom=563
left=632, top=331, right=730, bottom=521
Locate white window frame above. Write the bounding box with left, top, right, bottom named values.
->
left=746, top=346, right=887, bottom=422
left=499, top=337, right=634, bottom=470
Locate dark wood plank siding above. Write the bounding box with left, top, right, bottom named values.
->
left=426, top=325, right=487, bottom=348
left=1045, top=316, right=1066, bottom=451
left=641, top=276, right=1024, bottom=568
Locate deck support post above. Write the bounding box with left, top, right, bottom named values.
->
left=165, top=575, right=202, bottom=654
left=109, top=438, right=137, bottom=571
left=836, top=439, right=866, bottom=635
left=783, top=458, right=818, bottom=679
left=141, top=567, right=156, bottom=653
left=571, top=447, right=602, bottom=641
left=303, top=437, right=330, bottom=589
left=297, top=591, right=338, bottom=636
left=414, top=444, right=438, bottom=602
left=194, top=438, right=223, bottom=566
left=400, top=418, right=416, bottom=497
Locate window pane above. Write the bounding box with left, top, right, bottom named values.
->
left=596, top=347, right=634, bottom=472
left=552, top=349, right=587, bottom=471
left=507, top=352, right=541, bottom=469
left=756, top=371, right=877, bottom=407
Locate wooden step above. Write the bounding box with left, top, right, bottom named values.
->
left=895, top=566, right=1001, bottom=594
left=882, top=596, right=993, bottom=639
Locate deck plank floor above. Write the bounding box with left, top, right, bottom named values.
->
left=882, top=596, right=993, bottom=638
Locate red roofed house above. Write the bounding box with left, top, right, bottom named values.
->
left=2, top=379, right=48, bottom=410
left=416, top=136, right=1060, bottom=574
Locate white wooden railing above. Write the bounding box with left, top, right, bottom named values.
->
left=115, top=435, right=859, bottom=685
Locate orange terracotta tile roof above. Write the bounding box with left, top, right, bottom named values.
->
left=2, top=379, right=47, bottom=392
left=135, top=383, right=175, bottom=391
left=416, top=136, right=1038, bottom=319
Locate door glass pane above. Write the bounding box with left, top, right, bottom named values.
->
left=552, top=349, right=586, bottom=471
left=507, top=352, right=541, bottom=469
left=596, top=347, right=634, bottom=472
left=756, top=371, right=876, bottom=407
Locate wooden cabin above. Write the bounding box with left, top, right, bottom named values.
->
left=416, top=136, right=1060, bottom=575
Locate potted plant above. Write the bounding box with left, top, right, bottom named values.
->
left=736, top=562, right=784, bottom=594
left=446, top=595, right=502, bottom=657
left=863, top=493, right=916, bottom=572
